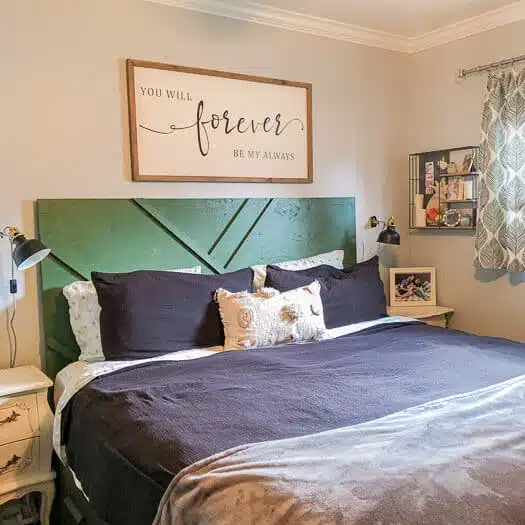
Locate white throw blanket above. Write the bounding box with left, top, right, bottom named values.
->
left=154, top=373, right=525, bottom=525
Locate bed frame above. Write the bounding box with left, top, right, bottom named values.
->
left=36, top=197, right=356, bottom=525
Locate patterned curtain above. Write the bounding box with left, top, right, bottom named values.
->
left=474, top=68, right=525, bottom=271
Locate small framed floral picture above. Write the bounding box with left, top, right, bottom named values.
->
left=389, top=267, right=436, bottom=307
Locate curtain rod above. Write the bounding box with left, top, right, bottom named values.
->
left=458, top=54, right=525, bottom=79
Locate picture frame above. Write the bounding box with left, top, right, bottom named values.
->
left=126, top=59, right=313, bottom=183
left=459, top=208, right=477, bottom=227
left=459, top=153, right=474, bottom=174
left=445, top=177, right=464, bottom=201
left=390, top=267, right=436, bottom=307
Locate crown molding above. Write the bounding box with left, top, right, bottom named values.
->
left=407, top=1, right=525, bottom=53
left=145, top=0, right=525, bottom=54
left=144, top=0, right=408, bottom=52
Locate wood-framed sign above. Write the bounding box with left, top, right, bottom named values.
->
left=126, top=59, right=312, bottom=183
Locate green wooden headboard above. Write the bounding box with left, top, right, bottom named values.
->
left=37, top=198, right=356, bottom=379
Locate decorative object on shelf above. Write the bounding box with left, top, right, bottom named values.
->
left=409, top=146, right=479, bottom=231
left=459, top=208, right=476, bottom=227
left=126, top=59, right=312, bottom=183
left=0, top=226, right=51, bottom=368
left=449, top=149, right=477, bottom=175
left=446, top=162, right=458, bottom=175
left=424, top=162, right=434, bottom=194
left=445, top=177, right=464, bottom=201
left=443, top=209, right=461, bottom=227
left=424, top=181, right=441, bottom=226
left=426, top=207, right=439, bottom=225
left=367, top=216, right=401, bottom=245
left=413, top=194, right=426, bottom=227
left=415, top=208, right=427, bottom=228
left=390, top=267, right=436, bottom=307
left=460, top=153, right=474, bottom=174
left=464, top=180, right=474, bottom=200
left=437, top=157, right=449, bottom=175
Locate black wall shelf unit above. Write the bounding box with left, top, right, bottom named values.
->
left=409, top=145, right=480, bottom=232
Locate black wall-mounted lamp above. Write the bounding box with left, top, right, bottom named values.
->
left=1, top=226, right=51, bottom=292
left=1, top=226, right=51, bottom=368
left=368, top=216, right=401, bottom=245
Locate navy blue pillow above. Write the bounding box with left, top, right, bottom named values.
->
left=92, top=268, right=253, bottom=360
left=264, top=256, right=387, bottom=328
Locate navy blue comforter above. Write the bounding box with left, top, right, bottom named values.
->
left=62, top=322, right=525, bottom=525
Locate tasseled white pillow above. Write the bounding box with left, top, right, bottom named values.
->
left=215, top=281, right=327, bottom=351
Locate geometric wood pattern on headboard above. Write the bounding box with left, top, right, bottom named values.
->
left=36, top=197, right=356, bottom=380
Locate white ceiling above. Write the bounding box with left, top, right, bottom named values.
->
left=252, top=0, right=517, bottom=37
left=147, top=0, right=525, bottom=52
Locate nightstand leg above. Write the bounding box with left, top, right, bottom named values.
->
left=444, top=312, right=453, bottom=329
left=39, top=481, right=55, bottom=525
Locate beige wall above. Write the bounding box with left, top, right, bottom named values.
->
left=0, top=0, right=407, bottom=368
left=5, top=0, right=522, bottom=368
left=406, top=21, right=525, bottom=341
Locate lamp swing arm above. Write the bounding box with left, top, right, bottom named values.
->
left=368, top=216, right=396, bottom=229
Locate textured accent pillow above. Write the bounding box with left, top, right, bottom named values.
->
left=264, top=256, right=387, bottom=329
left=92, top=267, right=253, bottom=360
left=215, top=282, right=327, bottom=351
left=251, top=249, right=344, bottom=290
left=63, top=266, right=201, bottom=362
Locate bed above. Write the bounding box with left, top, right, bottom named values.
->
left=37, top=198, right=525, bottom=525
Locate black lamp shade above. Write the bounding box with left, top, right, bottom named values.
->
left=377, top=226, right=400, bottom=245
left=12, top=235, right=51, bottom=270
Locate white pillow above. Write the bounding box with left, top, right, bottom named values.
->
left=251, top=249, right=344, bottom=290
left=215, top=282, right=327, bottom=351
left=63, top=266, right=201, bottom=362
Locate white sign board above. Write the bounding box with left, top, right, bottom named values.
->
left=126, top=60, right=312, bottom=183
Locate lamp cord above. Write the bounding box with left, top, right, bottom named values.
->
left=9, top=302, right=17, bottom=368
left=5, top=295, right=13, bottom=367
left=6, top=239, right=17, bottom=368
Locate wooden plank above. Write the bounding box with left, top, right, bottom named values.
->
left=226, top=198, right=356, bottom=269
left=136, top=198, right=244, bottom=263
left=209, top=198, right=272, bottom=267
left=37, top=199, right=203, bottom=276
left=133, top=199, right=225, bottom=273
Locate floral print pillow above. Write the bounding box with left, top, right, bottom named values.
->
left=251, top=250, right=344, bottom=290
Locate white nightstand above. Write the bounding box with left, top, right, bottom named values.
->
left=388, top=305, right=455, bottom=328
left=0, top=366, right=55, bottom=525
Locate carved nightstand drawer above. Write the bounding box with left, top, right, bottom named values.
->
left=0, top=394, right=39, bottom=445
left=0, top=437, right=38, bottom=482
left=0, top=366, right=54, bottom=525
